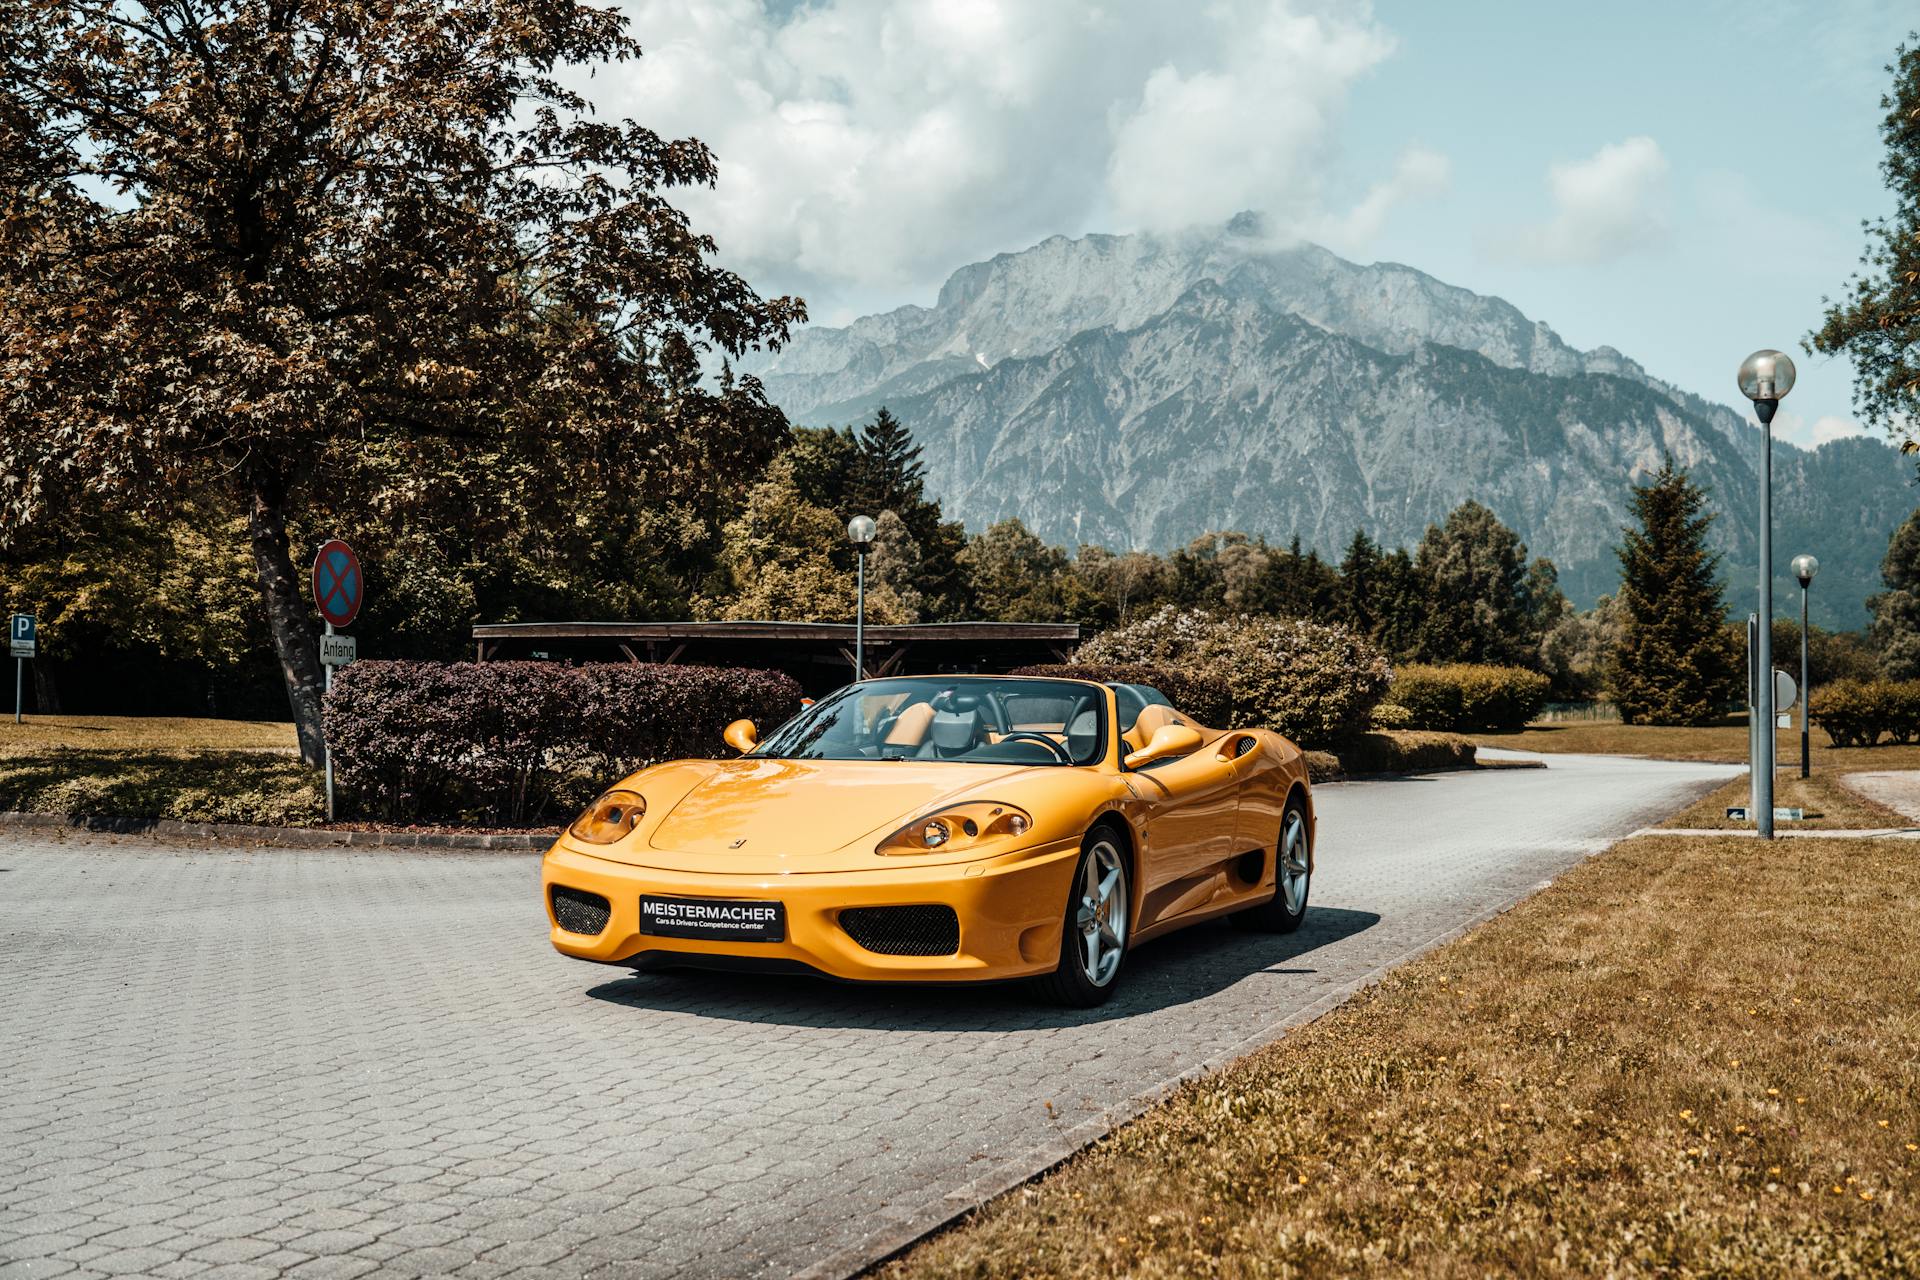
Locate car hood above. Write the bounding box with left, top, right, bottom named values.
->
left=596, top=757, right=1032, bottom=872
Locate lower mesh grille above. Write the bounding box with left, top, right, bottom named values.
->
left=550, top=885, right=611, bottom=936
left=839, top=905, right=960, bottom=956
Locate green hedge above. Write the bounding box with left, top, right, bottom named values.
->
left=1390, top=664, right=1551, bottom=732
left=1010, top=662, right=1235, bottom=728
left=1812, top=679, right=1920, bottom=748
left=325, top=660, right=802, bottom=824
left=1335, top=730, right=1479, bottom=776
left=1076, top=607, right=1391, bottom=747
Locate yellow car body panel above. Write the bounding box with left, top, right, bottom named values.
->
left=542, top=676, right=1314, bottom=984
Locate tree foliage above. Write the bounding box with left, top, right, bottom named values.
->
left=1870, top=507, right=1920, bottom=679
left=1411, top=502, right=1561, bottom=667
left=1810, top=34, right=1920, bottom=453
left=0, top=0, right=801, bottom=760
left=1611, top=459, right=1737, bottom=725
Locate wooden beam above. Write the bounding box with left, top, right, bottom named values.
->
left=469, top=620, right=1081, bottom=643
left=616, top=643, right=640, bottom=664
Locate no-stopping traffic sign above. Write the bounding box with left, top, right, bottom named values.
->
left=312, top=539, right=363, bottom=629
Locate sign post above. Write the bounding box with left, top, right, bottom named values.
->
left=312, top=540, right=364, bottom=822
left=9, top=614, right=35, bottom=724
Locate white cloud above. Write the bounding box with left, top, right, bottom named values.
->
left=1314, top=145, right=1449, bottom=253
left=1812, top=414, right=1868, bottom=445
left=1498, top=136, right=1670, bottom=265
left=584, top=0, right=1423, bottom=319
left=1104, top=8, right=1394, bottom=232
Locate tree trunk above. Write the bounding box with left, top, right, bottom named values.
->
left=30, top=660, right=61, bottom=714
left=246, top=469, right=326, bottom=766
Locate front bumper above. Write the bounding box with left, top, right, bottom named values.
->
left=541, top=837, right=1082, bottom=982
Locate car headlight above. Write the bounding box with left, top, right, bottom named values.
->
left=569, top=789, right=646, bottom=844
left=876, top=803, right=1034, bottom=856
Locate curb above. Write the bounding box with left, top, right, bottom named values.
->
left=1629, top=825, right=1920, bottom=840
left=0, top=811, right=554, bottom=851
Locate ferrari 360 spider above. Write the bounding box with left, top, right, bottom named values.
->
left=542, top=674, right=1314, bottom=1005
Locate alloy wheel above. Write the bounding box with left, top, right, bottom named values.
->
left=1279, top=809, right=1310, bottom=915
left=1074, top=838, right=1128, bottom=986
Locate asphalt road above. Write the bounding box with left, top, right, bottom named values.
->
left=0, top=752, right=1740, bottom=1280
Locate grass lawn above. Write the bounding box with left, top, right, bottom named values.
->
left=1663, top=773, right=1915, bottom=831
left=0, top=751, right=323, bottom=826
left=882, top=829, right=1920, bottom=1277
left=0, top=715, right=319, bottom=825
left=0, top=714, right=297, bottom=755
left=1482, top=716, right=1920, bottom=774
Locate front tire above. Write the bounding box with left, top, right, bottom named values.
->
left=1036, top=828, right=1131, bottom=1007
left=1231, top=798, right=1311, bottom=934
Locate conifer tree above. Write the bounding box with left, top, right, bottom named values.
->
left=1337, top=530, right=1386, bottom=638
left=854, top=408, right=927, bottom=513
left=1611, top=459, right=1736, bottom=724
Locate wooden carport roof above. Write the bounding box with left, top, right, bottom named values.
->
left=469, top=620, right=1080, bottom=687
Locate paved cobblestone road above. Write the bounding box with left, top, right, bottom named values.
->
left=1, top=752, right=1739, bottom=1280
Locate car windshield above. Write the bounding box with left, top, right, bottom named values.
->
left=753, top=677, right=1107, bottom=766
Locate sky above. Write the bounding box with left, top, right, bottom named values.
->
left=585, top=0, right=1914, bottom=447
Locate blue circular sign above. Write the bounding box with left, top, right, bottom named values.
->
left=312, top=539, right=363, bottom=628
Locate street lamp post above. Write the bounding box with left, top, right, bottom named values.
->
left=847, top=515, right=876, bottom=681
left=1792, top=553, right=1819, bottom=779
left=1737, top=349, right=1796, bottom=840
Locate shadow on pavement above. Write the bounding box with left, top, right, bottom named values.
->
left=583, top=905, right=1380, bottom=1030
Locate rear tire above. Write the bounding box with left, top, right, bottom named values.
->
left=1035, top=827, right=1131, bottom=1007
left=1230, top=797, right=1310, bottom=934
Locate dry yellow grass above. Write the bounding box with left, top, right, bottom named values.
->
left=881, top=832, right=1920, bottom=1278
left=1661, top=773, right=1915, bottom=831
left=1482, top=717, right=1920, bottom=772
left=0, top=714, right=297, bottom=755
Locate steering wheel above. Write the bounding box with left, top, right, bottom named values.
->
left=998, top=731, right=1073, bottom=764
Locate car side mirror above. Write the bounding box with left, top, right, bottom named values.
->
left=1124, top=722, right=1203, bottom=770
left=723, top=719, right=759, bottom=755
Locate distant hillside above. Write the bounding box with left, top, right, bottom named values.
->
left=741, top=219, right=1912, bottom=629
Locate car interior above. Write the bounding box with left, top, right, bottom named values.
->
left=753, top=676, right=1234, bottom=769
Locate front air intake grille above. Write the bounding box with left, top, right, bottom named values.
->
left=550, top=885, right=612, bottom=936
left=839, top=905, right=960, bottom=957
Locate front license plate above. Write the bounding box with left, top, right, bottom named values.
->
left=638, top=895, right=786, bottom=943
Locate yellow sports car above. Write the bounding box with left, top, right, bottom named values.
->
left=542, top=674, right=1314, bottom=1005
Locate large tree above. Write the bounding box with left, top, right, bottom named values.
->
left=1869, top=508, right=1920, bottom=678
left=1411, top=501, right=1554, bottom=667
left=1611, top=459, right=1736, bottom=725
left=0, top=0, right=801, bottom=762
left=1810, top=34, right=1920, bottom=453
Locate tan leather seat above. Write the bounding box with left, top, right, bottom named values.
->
left=883, top=703, right=936, bottom=747
left=1123, top=703, right=1183, bottom=753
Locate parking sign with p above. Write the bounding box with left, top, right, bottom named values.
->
left=9, top=614, right=34, bottom=659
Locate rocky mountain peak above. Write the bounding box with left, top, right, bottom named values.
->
left=738, top=220, right=1908, bottom=628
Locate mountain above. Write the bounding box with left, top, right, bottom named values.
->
left=739, top=218, right=1912, bottom=630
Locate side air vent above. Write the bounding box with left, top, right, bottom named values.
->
left=550, top=885, right=612, bottom=936
left=839, top=905, right=960, bottom=957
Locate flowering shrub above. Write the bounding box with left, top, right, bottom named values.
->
left=325, top=661, right=802, bottom=824
left=1812, top=679, right=1920, bottom=747
left=1076, top=607, right=1391, bottom=746
left=1370, top=702, right=1415, bottom=730
left=1391, top=664, right=1551, bottom=732
left=1009, top=663, right=1235, bottom=728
